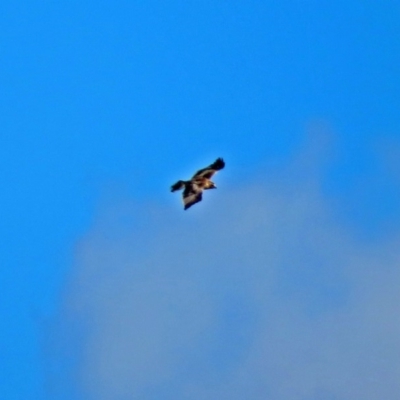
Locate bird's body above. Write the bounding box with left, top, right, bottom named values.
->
left=171, top=158, right=225, bottom=209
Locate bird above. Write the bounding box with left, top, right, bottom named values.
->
left=171, top=158, right=225, bottom=210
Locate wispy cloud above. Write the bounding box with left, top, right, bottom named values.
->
left=48, top=136, right=400, bottom=399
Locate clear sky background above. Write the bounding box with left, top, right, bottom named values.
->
left=1, top=1, right=400, bottom=399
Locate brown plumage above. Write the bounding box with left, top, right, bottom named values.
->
left=171, top=158, right=225, bottom=210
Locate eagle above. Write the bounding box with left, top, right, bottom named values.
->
left=171, top=158, right=225, bottom=210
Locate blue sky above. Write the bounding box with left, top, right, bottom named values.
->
left=1, top=1, right=400, bottom=399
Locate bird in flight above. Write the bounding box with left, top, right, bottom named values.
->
left=171, top=158, right=225, bottom=210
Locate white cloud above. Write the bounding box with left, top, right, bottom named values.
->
left=50, top=143, right=400, bottom=399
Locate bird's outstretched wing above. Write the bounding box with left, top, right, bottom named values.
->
left=192, top=158, right=225, bottom=179
left=183, top=182, right=203, bottom=210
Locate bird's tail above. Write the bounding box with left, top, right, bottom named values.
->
left=171, top=180, right=186, bottom=192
